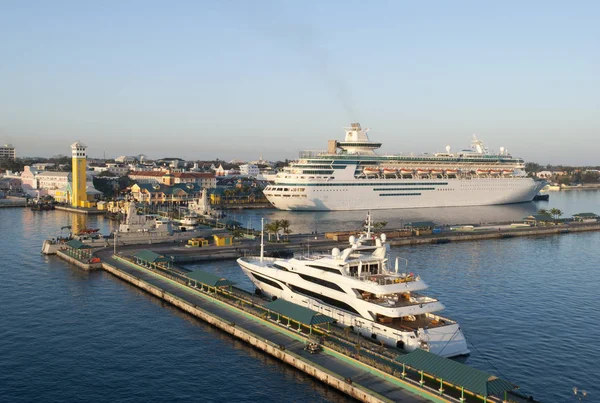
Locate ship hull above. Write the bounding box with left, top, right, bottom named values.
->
left=265, top=177, right=545, bottom=211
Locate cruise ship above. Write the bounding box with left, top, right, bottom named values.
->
left=237, top=215, right=470, bottom=357
left=263, top=123, right=545, bottom=210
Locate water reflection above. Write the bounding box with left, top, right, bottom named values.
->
left=229, top=202, right=539, bottom=233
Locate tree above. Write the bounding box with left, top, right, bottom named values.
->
left=537, top=209, right=550, bottom=216
left=373, top=221, right=388, bottom=230
left=278, top=219, right=291, bottom=241
left=264, top=222, right=278, bottom=241
left=549, top=208, right=563, bottom=223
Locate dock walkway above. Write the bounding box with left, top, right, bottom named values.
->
left=97, top=249, right=439, bottom=403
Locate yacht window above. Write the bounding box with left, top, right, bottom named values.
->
left=298, top=273, right=344, bottom=292
left=251, top=272, right=283, bottom=290
left=307, top=264, right=342, bottom=275
left=289, top=285, right=359, bottom=315
left=272, top=263, right=288, bottom=271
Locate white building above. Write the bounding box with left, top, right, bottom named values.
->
left=106, top=163, right=129, bottom=176
left=115, top=156, right=138, bottom=163
left=32, top=162, right=56, bottom=171
left=36, top=171, right=71, bottom=191
left=239, top=164, right=260, bottom=178
left=0, top=143, right=15, bottom=160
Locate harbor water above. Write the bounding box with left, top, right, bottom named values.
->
left=1, top=190, right=599, bottom=402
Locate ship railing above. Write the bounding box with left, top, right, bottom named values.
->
left=298, top=150, right=331, bottom=158
left=357, top=273, right=415, bottom=285
left=369, top=294, right=439, bottom=308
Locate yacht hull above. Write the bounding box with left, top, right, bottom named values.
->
left=239, top=260, right=470, bottom=357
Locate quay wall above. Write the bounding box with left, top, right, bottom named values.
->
left=56, top=250, right=102, bottom=270
left=101, top=260, right=410, bottom=403
left=55, top=206, right=104, bottom=215
left=387, top=223, right=600, bottom=246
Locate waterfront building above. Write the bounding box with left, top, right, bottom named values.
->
left=36, top=171, right=71, bottom=199
left=129, top=182, right=204, bottom=205
left=0, top=143, right=15, bottom=160
left=0, top=178, right=22, bottom=193
left=129, top=171, right=216, bottom=188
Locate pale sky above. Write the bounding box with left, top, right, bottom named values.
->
left=1, top=1, right=599, bottom=164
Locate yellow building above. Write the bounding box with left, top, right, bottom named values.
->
left=213, top=232, right=233, bottom=246
left=71, top=141, right=88, bottom=207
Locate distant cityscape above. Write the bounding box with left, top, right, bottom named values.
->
left=0, top=141, right=286, bottom=206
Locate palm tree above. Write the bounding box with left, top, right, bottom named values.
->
left=264, top=222, right=277, bottom=241
left=278, top=219, right=291, bottom=241
left=537, top=208, right=550, bottom=216
left=373, top=221, right=388, bottom=231
left=549, top=208, right=563, bottom=223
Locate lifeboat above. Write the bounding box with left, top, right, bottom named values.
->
left=502, top=169, right=514, bottom=175
left=363, top=167, right=380, bottom=176
left=475, top=169, right=489, bottom=175
left=430, top=169, right=444, bottom=175
left=383, top=168, right=397, bottom=176
left=489, top=169, right=501, bottom=175
left=400, top=168, right=414, bottom=175
left=445, top=169, right=459, bottom=175
left=416, top=169, right=430, bottom=175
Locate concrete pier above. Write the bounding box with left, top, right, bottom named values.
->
left=100, top=255, right=444, bottom=402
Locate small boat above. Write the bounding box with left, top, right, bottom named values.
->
left=489, top=170, right=501, bottom=175
left=475, top=169, right=489, bottom=175
left=430, top=169, right=444, bottom=175
left=416, top=169, right=430, bottom=175
left=501, top=169, right=514, bottom=175
left=30, top=203, right=55, bottom=211
left=363, top=167, right=380, bottom=176
left=399, top=168, right=414, bottom=175
left=382, top=168, right=397, bottom=176
left=533, top=194, right=550, bottom=201
left=445, top=169, right=459, bottom=175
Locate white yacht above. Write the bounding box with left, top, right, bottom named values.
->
left=237, top=215, right=470, bottom=357
left=263, top=123, right=546, bottom=210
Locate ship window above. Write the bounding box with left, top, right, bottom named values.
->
left=272, top=263, right=288, bottom=271
left=251, top=272, right=283, bottom=290
left=307, top=264, right=342, bottom=275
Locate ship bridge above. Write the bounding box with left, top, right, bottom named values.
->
left=337, top=123, right=382, bottom=155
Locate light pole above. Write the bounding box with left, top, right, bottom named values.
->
left=113, top=231, right=118, bottom=256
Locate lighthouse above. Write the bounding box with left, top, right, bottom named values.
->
left=71, top=141, right=87, bottom=207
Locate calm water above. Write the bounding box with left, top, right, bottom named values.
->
left=1, top=191, right=599, bottom=402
